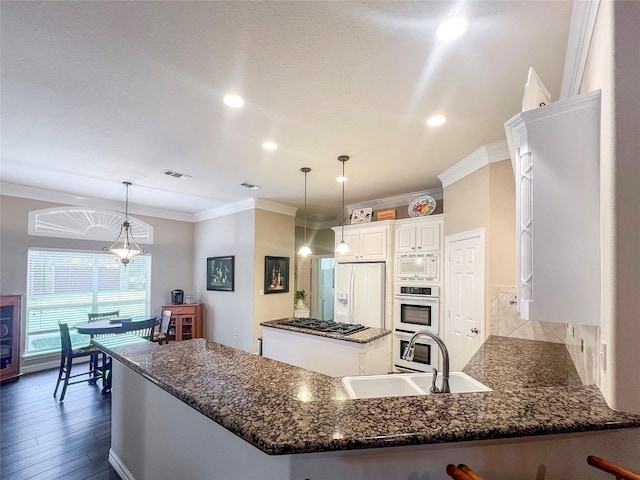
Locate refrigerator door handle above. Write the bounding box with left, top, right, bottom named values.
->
left=336, top=293, right=348, bottom=304
left=349, top=268, right=355, bottom=323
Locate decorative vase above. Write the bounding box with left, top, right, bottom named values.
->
left=294, top=299, right=306, bottom=310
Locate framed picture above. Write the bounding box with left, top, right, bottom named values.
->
left=264, top=256, right=289, bottom=294
left=207, top=256, right=234, bottom=291
left=350, top=207, right=373, bottom=224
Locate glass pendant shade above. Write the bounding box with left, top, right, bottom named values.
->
left=298, top=167, right=312, bottom=256
left=335, top=155, right=350, bottom=254
left=103, top=182, right=147, bottom=265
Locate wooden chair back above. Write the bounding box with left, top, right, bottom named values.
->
left=588, top=455, right=640, bottom=480
left=446, top=464, right=485, bottom=480
left=118, top=317, right=158, bottom=341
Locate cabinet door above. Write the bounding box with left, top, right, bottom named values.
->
left=416, top=223, right=440, bottom=251
left=359, top=228, right=387, bottom=260
left=394, top=226, right=416, bottom=253
left=0, top=296, right=21, bottom=382
left=335, top=230, right=360, bottom=262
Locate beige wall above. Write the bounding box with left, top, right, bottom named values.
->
left=488, top=161, right=516, bottom=286
left=442, top=159, right=516, bottom=330
left=254, top=209, right=295, bottom=349
left=579, top=1, right=640, bottom=413
left=0, top=194, right=194, bottom=371
left=294, top=225, right=335, bottom=256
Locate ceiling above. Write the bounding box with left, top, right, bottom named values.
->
left=0, top=1, right=572, bottom=225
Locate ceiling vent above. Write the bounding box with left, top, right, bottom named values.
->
left=163, top=169, right=192, bottom=180
left=241, top=182, right=262, bottom=190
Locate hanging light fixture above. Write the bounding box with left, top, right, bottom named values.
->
left=103, top=181, right=147, bottom=266
left=335, top=155, right=350, bottom=254
left=298, top=167, right=313, bottom=256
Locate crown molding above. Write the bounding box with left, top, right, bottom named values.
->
left=0, top=182, right=194, bottom=222
left=437, top=140, right=510, bottom=188
left=254, top=198, right=298, bottom=217
left=193, top=198, right=297, bottom=222
left=559, top=0, right=601, bottom=99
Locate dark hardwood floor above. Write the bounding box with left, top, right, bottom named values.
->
left=1, top=368, right=120, bottom=480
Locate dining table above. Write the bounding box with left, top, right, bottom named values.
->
left=76, top=318, right=138, bottom=394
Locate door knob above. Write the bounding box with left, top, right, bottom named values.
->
left=471, top=328, right=479, bottom=334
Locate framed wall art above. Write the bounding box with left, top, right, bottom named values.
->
left=264, top=256, right=289, bottom=294
left=207, top=256, right=234, bottom=291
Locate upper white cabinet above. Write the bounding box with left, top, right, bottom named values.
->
left=394, top=216, right=442, bottom=254
left=504, top=90, right=601, bottom=326
left=333, top=222, right=392, bottom=262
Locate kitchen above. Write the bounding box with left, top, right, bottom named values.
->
left=1, top=1, right=640, bottom=479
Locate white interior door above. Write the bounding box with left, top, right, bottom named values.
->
left=445, top=229, right=485, bottom=371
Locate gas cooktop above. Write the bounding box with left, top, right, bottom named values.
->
left=281, top=318, right=368, bottom=335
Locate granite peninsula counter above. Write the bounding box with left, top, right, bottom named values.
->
left=95, top=335, right=640, bottom=480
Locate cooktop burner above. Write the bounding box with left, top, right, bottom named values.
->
left=282, top=318, right=368, bottom=335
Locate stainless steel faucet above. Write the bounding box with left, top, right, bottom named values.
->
left=401, top=330, right=451, bottom=393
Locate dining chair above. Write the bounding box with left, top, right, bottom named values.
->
left=588, top=455, right=640, bottom=480
left=118, top=317, right=158, bottom=340
left=53, top=322, right=104, bottom=401
left=152, top=310, right=172, bottom=345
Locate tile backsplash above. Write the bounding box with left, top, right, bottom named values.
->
left=489, top=285, right=565, bottom=343
left=488, top=285, right=600, bottom=386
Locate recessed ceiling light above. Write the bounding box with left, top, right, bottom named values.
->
left=437, top=15, right=468, bottom=42
left=427, top=115, right=447, bottom=127
left=262, top=142, right=278, bottom=151
left=223, top=93, right=245, bottom=108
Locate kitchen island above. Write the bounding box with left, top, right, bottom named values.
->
left=260, top=317, right=392, bottom=376
left=95, top=335, right=640, bottom=480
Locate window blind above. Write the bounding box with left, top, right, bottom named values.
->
left=25, top=248, right=151, bottom=355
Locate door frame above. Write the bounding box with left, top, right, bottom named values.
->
left=443, top=228, right=486, bottom=347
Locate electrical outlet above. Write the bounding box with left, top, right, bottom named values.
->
left=233, top=331, right=238, bottom=339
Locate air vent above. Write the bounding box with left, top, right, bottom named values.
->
left=241, top=182, right=262, bottom=190
left=163, top=169, right=192, bottom=180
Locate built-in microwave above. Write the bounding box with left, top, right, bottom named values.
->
left=395, top=253, right=439, bottom=282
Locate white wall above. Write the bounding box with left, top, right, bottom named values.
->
left=579, top=0, right=640, bottom=413
left=193, top=209, right=256, bottom=352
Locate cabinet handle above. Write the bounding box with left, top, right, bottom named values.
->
left=471, top=328, right=479, bottom=334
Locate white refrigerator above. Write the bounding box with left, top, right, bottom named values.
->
left=334, top=262, right=385, bottom=328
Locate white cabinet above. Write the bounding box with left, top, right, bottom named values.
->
left=333, top=222, right=391, bottom=262
left=504, top=90, right=600, bottom=326
left=394, top=217, right=442, bottom=254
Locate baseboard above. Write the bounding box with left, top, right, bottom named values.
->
left=109, top=448, right=135, bottom=480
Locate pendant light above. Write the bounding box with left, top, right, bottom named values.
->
left=298, top=167, right=312, bottom=256
left=335, top=155, right=350, bottom=254
left=103, top=181, right=147, bottom=265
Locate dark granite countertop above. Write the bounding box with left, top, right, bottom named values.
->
left=94, top=334, right=640, bottom=455
left=260, top=318, right=392, bottom=344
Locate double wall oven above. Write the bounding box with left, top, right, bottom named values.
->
left=393, top=284, right=440, bottom=372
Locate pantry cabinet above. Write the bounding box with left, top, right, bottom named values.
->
left=162, top=304, right=204, bottom=342
left=394, top=216, right=442, bottom=254
left=504, top=90, right=601, bottom=326
left=332, top=222, right=392, bottom=262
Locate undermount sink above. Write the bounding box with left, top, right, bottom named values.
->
left=341, top=372, right=491, bottom=399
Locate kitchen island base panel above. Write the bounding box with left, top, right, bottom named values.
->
left=262, top=327, right=390, bottom=377
left=111, top=360, right=640, bottom=480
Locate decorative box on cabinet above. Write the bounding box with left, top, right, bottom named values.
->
left=504, top=90, right=601, bottom=326
left=1, top=295, right=21, bottom=383
left=394, top=216, right=443, bottom=254
left=332, top=221, right=392, bottom=262
left=162, top=304, right=203, bottom=342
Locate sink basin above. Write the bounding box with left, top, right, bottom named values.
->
left=342, top=372, right=491, bottom=399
